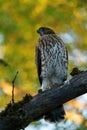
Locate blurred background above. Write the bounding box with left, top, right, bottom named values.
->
left=0, top=0, right=87, bottom=129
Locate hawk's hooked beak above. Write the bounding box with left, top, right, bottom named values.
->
left=37, top=27, right=44, bottom=36
left=37, top=29, right=40, bottom=34
left=37, top=28, right=42, bottom=36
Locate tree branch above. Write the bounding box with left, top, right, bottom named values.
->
left=0, top=71, right=87, bottom=130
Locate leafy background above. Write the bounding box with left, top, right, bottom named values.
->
left=0, top=0, right=87, bottom=129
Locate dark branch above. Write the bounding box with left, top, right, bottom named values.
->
left=0, top=71, right=87, bottom=130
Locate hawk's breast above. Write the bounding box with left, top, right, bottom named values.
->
left=36, top=34, right=68, bottom=86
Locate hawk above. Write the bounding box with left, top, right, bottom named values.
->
left=35, top=27, right=68, bottom=122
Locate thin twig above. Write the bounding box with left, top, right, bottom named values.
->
left=12, top=71, right=19, bottom=105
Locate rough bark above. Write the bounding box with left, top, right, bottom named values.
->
left=0, top=71, right=87, bottom=130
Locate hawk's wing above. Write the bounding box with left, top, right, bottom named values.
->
left=35, top=46, right=42, bottom=85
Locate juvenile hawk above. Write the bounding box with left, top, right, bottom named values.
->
left=36, top=27, right=68, bottom=122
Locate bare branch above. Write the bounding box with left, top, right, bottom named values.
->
left=12, top=71, right=19, bottom=105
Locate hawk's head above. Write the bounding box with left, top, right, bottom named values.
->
left=37, top=27, right=55, bottom=36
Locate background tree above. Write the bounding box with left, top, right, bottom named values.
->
left=0, top=0, right=87, bottom=129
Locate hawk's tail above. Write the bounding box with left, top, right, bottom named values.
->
left=44, top=105, right=65, bottom=122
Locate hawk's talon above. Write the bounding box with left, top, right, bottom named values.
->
left=50, top=83, right=56, bottom=89
left=64, top=79, right=70, bottom=85
left=38, top=89, right=43, bottom=93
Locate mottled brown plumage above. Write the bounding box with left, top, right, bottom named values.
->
left=36, top=27, right=68, bottom=122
